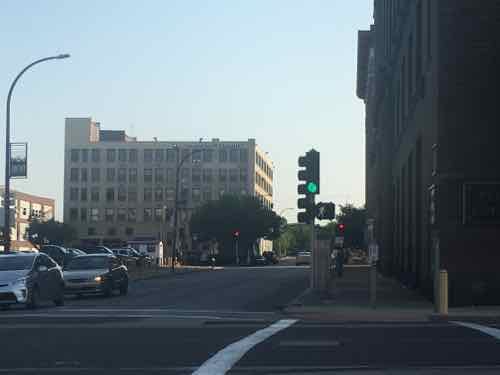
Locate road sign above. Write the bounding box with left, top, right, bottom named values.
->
left=316, top=202, right=335, bottom=220
left=10, top=142, right=28, bottom=179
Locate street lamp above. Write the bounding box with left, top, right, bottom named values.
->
left=171, top=147, right=202, bottom=271
left=3, top=54, right=70, bottom=252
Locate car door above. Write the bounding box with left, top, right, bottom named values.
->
left=44, top=255, right=62, bottom=300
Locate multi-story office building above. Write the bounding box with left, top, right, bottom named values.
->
left=357, top=1, right=500, bottom=305
left=0, top=188, right=55, bottom=251
left=64, top=117, right=274, bottom=252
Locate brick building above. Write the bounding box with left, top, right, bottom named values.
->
left=357, top=0, right=500, bottom=305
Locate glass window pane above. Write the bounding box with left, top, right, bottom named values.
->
left=144, top=149, right=153, bottom=162
left=71, top=149, right=79, bottom=162
left=107, top=149, right=116, bottom=162
left=118, top=149, right=127, bottom=162
left=144, top=168, right=153, bottom=183
left=81, top=149, right=88, bottom=162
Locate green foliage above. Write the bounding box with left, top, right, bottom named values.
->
left=27, top=219, right=77, bottom=248
left=336, top=204, right=366, bottom=249
left=190, top=194, right=283, bottom=263
left=274, top=223, right=311, bottom=255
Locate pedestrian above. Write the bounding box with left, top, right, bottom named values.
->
left=335, top=248, right=345, bottom=278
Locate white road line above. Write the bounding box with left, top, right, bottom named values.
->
left=453, top=321, right=500, bottom=340
left=192, top=318, right=297, bottom=375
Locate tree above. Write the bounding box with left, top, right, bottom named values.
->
left=27, top=219, right=77, bottom=248
left=336, top=204, right=366, bottom=249
left=190, top=194, right=283, bottom=264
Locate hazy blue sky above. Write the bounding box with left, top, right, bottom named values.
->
left=1, top=1, right=372, bottom=222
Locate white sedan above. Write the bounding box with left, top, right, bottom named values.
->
left=296, top=251, right=311, bottom=266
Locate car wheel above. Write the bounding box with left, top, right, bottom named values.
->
left=27, top=287, right=40, bottom=309
left=119, top=279, right=129, bottom=296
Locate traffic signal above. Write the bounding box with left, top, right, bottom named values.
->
left=233, top=230, right=240, bottom=238
left=337, top=223, right=346, bottom=235
left=316, top=202, right=336, bottom=220
left=297, top=149, right=320, bottom=224
left=298, top=149, right=320, bottom=195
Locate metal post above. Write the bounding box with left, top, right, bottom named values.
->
left=235, top=237, right=239, bottom=265
left=3, top=54, right=70, bottom=252
left=433, top=236, right=440, bottom=312
left=438, top=269, right=448, bottom=315
left=172, top=147, right=180, bottom=272
left=370, top=261, right=377, bottom=308
left=309, top=195, right=316, bottom=289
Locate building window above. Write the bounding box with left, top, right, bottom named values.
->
left=144, top=208, right=152, bottom=222
left=129, top=149, right=138, bottom=162
left=229, top=169, right=238, bottom=182
left=70, top=188, right=78, bottom=201
left=240, top=169, right=248, bottom=183
left=155, top=168, right=164, bottom=183
left=118, top=187, right=126, bottom=202
left=219, top=168, right=227, bottom=182
left=125, top=227, right=134, bottom=236
left=80, top=208, right=87, bottom=222
left=144, top=149, right=153, bottom=162
left=70, top=168, right=78, bottom=182
left=106, top=149, right=116, bottom=162
left=166, top=149, right=176, bottom=163
left=192, top=168, right=201, bottom=184
left=118, top=168, right=127, bottom=183
left=80, top=188, right=87, bottom=201
left=69, top=208, right=78, bottom=221
left=154, top=208, right=163, bottom=222
left=192, top=150, right=202, bottom=163
left=203, top=189, right=212, bottom=201
left=181, top=187, right=189, bottom=201
left=88, top=227, right=96, bottom=236
left=155, top=187, right=164, bottom=201
left=219, top=188, right=226, bottom=198
left=118, top=149, right=127, bottom=162
left=219, top=149, right=228, bottom=162
left=81, top=149, right=88, bottom=162
left=240, top=149, right=248, bottom=163
left=202, top=169, right=212, bottom=183
left=70, top=149, right=79, bottom=162
left=91, top=168, right=100, bottom=183
left=117, top=208, right=126, bottom=222
left=144, top=187, right=153, bottom=202
left=229, top=149, right=238, bottom=162
left=166, top=189, right=175, bottom=201
left=127, top=208, right=137, bottom=222
left=182, top=149, right=190, bottom=162
left=192, top=188, right=201, bottom=203
left=144, top=168, right=153, bottom=183
left=90, top=208, right=99, bottom=222
left=105, top=208, right=114, bottom=222
left=203, top=149, right=213, bottom=162
left=81, top=168, right=88, bottom=182
left=106, top=168, right=115, bottom=182
left=128, top=188, right=137, bottom=202
left=166, top=168, right=174, bottom=184
left=91, top=149, right=101, bottom=162
left=91, top=187, right=100, bottom=202
left=129, top=168, right=138, bottom=183
left=155, top=149, right=164, bottom=162
left=106, top=188, right=115, bottom=202
left=181, top=168, right=189, bottom=184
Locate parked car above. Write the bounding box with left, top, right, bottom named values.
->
left=63, top=254, right=128, bottom=297
left=81, top=246, right=114, bottom=256
left=262, top=251, right=279, bottom=265
left=296, top=251, right=311, bottom=266
left=111, top=248, right=140, bottom=266
left=253, top=255, right=268, bottom=266
left=66, top=248, right=86, bottom=257
left=40, top=245, right=81, bottom=267
left=0, top=252, right=65, bottom=309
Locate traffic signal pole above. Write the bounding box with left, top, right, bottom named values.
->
left=310, top=195, right=316, bottom=289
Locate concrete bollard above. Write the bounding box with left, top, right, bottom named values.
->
left=438, top=269, right=448, bottom=315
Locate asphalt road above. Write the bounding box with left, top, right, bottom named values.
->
left=1, top=265, right=500, bottom=374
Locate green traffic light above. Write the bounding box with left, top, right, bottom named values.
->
left=307, top=182, right=318, bottom=194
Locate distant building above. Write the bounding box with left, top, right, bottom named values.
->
left=63, top=117, right=274, bottom=258
left=357, top=1, right=500, bottom=305
left=0, top=187, right=55, bottom=251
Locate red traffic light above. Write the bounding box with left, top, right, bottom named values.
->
left=338, top=223, right=345, bottom=232
left=233, top=230, right=240, bottom=237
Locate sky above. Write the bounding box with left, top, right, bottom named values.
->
left=0, top=0, right=372, bottom=223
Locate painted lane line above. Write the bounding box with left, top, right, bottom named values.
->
left=453, top=321, right=500, bottom=340
left=192, top=318, right=297, bottom=375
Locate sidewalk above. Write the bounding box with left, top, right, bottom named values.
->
left=285, top=265, right=500, bottom=322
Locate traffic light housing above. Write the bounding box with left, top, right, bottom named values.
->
left=337, top=223, right=346, bottom=235
left=297, top=149, right=320, bottom=224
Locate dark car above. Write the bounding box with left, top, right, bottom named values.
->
left=81, top=246, right=114, bottom=256
left=40, top=245, right=81, bottom=267
left=262, top=251, right=279, bottom=265
left=0, top=252, right=65, bottom=309
left=253, top=255, right=267, bottom=266
left=63, top=254, right=128, bottom=297
left=111, top=248, right=140, bottom=266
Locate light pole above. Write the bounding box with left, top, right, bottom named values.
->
left=171, top=147, right=202, bottom=271
left=3, top=54, right=70, bottom=252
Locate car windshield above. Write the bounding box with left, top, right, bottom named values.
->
left=65, top=257, right=109, bottom=270
left=0, top=256, right=35, bottom=271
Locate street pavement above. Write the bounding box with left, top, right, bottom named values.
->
left=1, top=264, right=500, bottom=374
